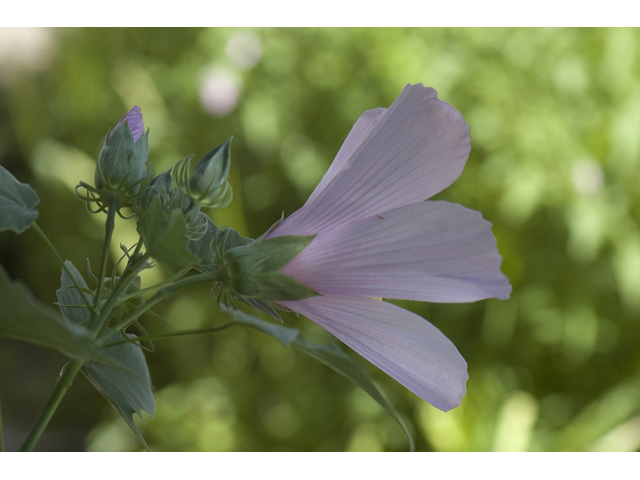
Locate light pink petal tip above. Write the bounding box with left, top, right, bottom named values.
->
left=281, top=201, right=511, bottom=303
left=278, top=295, right=468, bottom=411
left=113, top=106, right=145, bottom=143
left=269, top=84, right=471, bottom=237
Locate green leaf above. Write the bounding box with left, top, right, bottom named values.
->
left=137, top=196, right=199, bottom=273
left=292, top=337, right=415, bottom=451
left=82, top=331, right=155, bottom=451
left=56, top=261, right=155, bottom=451
left=0, top=263, right=97, bottom=360
left=0, top=165, right=39, bottom=233
left=226, top=309, right=415, bottom=450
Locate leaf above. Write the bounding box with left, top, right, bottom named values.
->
left=292, top=337, right=415, bottom=451
left=227, top=309, right=415, bottom=450
left=0, top=263, right=97, bottom=361
left=56, top=261, right=155, bottom=451
left=137, top=196, right=199, bottom=273
left=0, top=165, right=39, bottom=233
left=82, top=331, right=155, bottom=452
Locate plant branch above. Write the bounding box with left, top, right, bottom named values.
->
left=102, top=324, right=232, bottom=348
left=91, top=198, right=118, bottom=323
left=104, top=269, right=224, bottom=336
left=19, top=359, right=84, bottom=452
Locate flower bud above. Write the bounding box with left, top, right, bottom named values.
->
left=94, top=106, right=153, bottom=202
left=173, top=137, right=233, bottom=209
left=132, top=168, right=173, bottom=216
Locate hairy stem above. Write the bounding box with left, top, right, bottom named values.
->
left=19, top=359, right=83, bottom=452
left=94, top=253, right=151, bottom=337
left=104, top=269, right=224, bottom=337
left=120, top=267, right=190, bottom=303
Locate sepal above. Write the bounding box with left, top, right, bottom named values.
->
left=221, top=235, right=318, bottom=302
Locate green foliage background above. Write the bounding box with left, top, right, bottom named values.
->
left=1, top=27, right=639, bottom=451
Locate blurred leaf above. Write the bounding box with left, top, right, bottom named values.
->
left=0, top=165, right=39, bottom=234
left=292, top=337, right=415, bottom=452
left=82, top=331, right=155, bottom=452
left=137, top=196, right=199, bottom=273
left=56, top=260, right=155, bottom=451
left=0, top=263, right=97, bottom=360
left=227, top=308, right=414, bottom=450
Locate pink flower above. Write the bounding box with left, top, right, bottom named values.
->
left=267, top=84, right=511, bottom=411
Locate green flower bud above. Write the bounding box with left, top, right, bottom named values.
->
left=77, top=106, right=154, bottom=215
left=94, top=106, right=153, bottom=203
left=173, top=137, right=233, bottom=209
left=132, top=168, right=173, bottom=216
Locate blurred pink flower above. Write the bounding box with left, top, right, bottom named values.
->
left=268, top=84, right=511, bottom=411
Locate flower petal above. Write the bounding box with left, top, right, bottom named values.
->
left=269, top=84, right=470, bottom=237
left=112, top=106, right=145, bottom=143
left=280, top=201, right=511, bottom=303
left=304, top=107, right=387, bottom=205
left=278, top=294, right=468, bottom=411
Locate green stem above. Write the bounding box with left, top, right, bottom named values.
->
left=104, top=269, right=224, bottom=337
left=21, top=200, right=119, bottom=451
left=120, top=267, right=190, bottom=303
left=103, top=324, right=232, bottom=348
left=94, top=253, right=151, bottom=337
left=19, top=359, right=83, bottom=452
left=90, top=198, right=118, bottom=326
left=32, top=222, right=92, bottom=310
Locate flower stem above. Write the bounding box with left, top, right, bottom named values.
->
left=89, top=198, right=118, bottom=330
left=19, top=359, right=83, bottom=452
left=20, top=200, right=120, bottom=451
left=94, top=253, right=151, bottom=337
left=103, top=269, right=224, bottom=339
left=102, top=324, right=232, bottom=348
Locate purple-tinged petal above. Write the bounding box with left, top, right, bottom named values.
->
left=280, top=201, right=511, bottom=303
left=269, top=84, right=470, bottom=237
left=278, top=294, right=468, bottom=411
left=111, top=106, right=145, bottom=143
left=304, top=108, right=387, bottom=205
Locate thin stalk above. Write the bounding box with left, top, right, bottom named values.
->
left=103, top=324, right=232, bottom=348
left=90, top=198, right=118, bottom=324
left=19, top=359, right=83, bottom=452
left=94, top=253, right=150, bottom=336
left=32, top=222, right=92, bottom=311
left=120, top=267, right=190, bottom=303
left=104, top=269, right=224, bottom=337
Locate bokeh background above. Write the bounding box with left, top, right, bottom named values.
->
left=1, top=27, right=639, bottom=452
